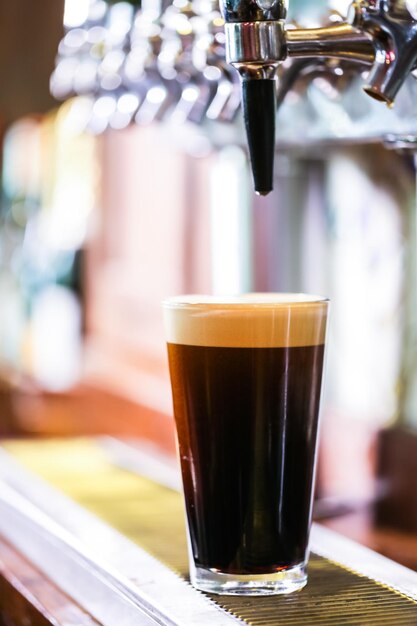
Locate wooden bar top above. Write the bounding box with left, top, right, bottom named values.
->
left=0, top=538, right=98, bottom=626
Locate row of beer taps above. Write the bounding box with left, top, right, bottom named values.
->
left=52, top=0, right=417, bottom=193
left=51, top=0, right=242, bottom=130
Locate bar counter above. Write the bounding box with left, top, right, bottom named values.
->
left=1, top=438, right=417, bottom=626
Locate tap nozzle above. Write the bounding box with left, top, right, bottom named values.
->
left=219, top=0, right=287, bottom=194
left=241, top=77, right=276, bottom=194
left=355, top=0, right=417, bottom=106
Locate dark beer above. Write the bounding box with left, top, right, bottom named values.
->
left=168, top=342, right=325, bottom=574
left=163, top=294, right=328, bottom=594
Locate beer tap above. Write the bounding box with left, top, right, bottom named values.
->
left=357, top=0, right=417, bottom=104
left=220, top=0, right=417, bottom=194
left=191, top=1, right=241, bottom=122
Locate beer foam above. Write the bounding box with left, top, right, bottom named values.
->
left=163, top=294, right=329, bottom=348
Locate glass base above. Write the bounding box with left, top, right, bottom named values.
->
left=190, top=562, right=307, bottom=596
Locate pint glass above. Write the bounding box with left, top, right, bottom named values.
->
left=163, top=294, right=329, bottom=596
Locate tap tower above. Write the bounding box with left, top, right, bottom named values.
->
left=220, top=0, right=417, bottom=194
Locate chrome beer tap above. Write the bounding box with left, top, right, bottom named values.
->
left=193, top=3, right=241, bottom=123
left=220, top=0, right=417, bottom=194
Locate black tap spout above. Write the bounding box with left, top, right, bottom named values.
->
left=219, top=0, right=287, bottom=194
left=241, top=78, right=276, bottom=195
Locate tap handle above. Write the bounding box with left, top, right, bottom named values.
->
left=241, top=78, right=276, bottom=195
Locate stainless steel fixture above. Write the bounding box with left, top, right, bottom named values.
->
left=221, top=0, right=417, bottom=192
left=51, top=1, right=417, bottom=193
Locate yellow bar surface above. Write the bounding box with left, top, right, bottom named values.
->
left=4, top=438, right=417, bottom=626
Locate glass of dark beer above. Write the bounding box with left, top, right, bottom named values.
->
left=163, top=294, right=329, bottom=596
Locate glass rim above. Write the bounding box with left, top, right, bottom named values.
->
left=162, top=293, right=329, bottom=309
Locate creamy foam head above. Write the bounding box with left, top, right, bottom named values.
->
left=163, top=294, right=329, bottom=348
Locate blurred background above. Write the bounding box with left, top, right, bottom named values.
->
left=2, top=0, right=417, bottom=569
